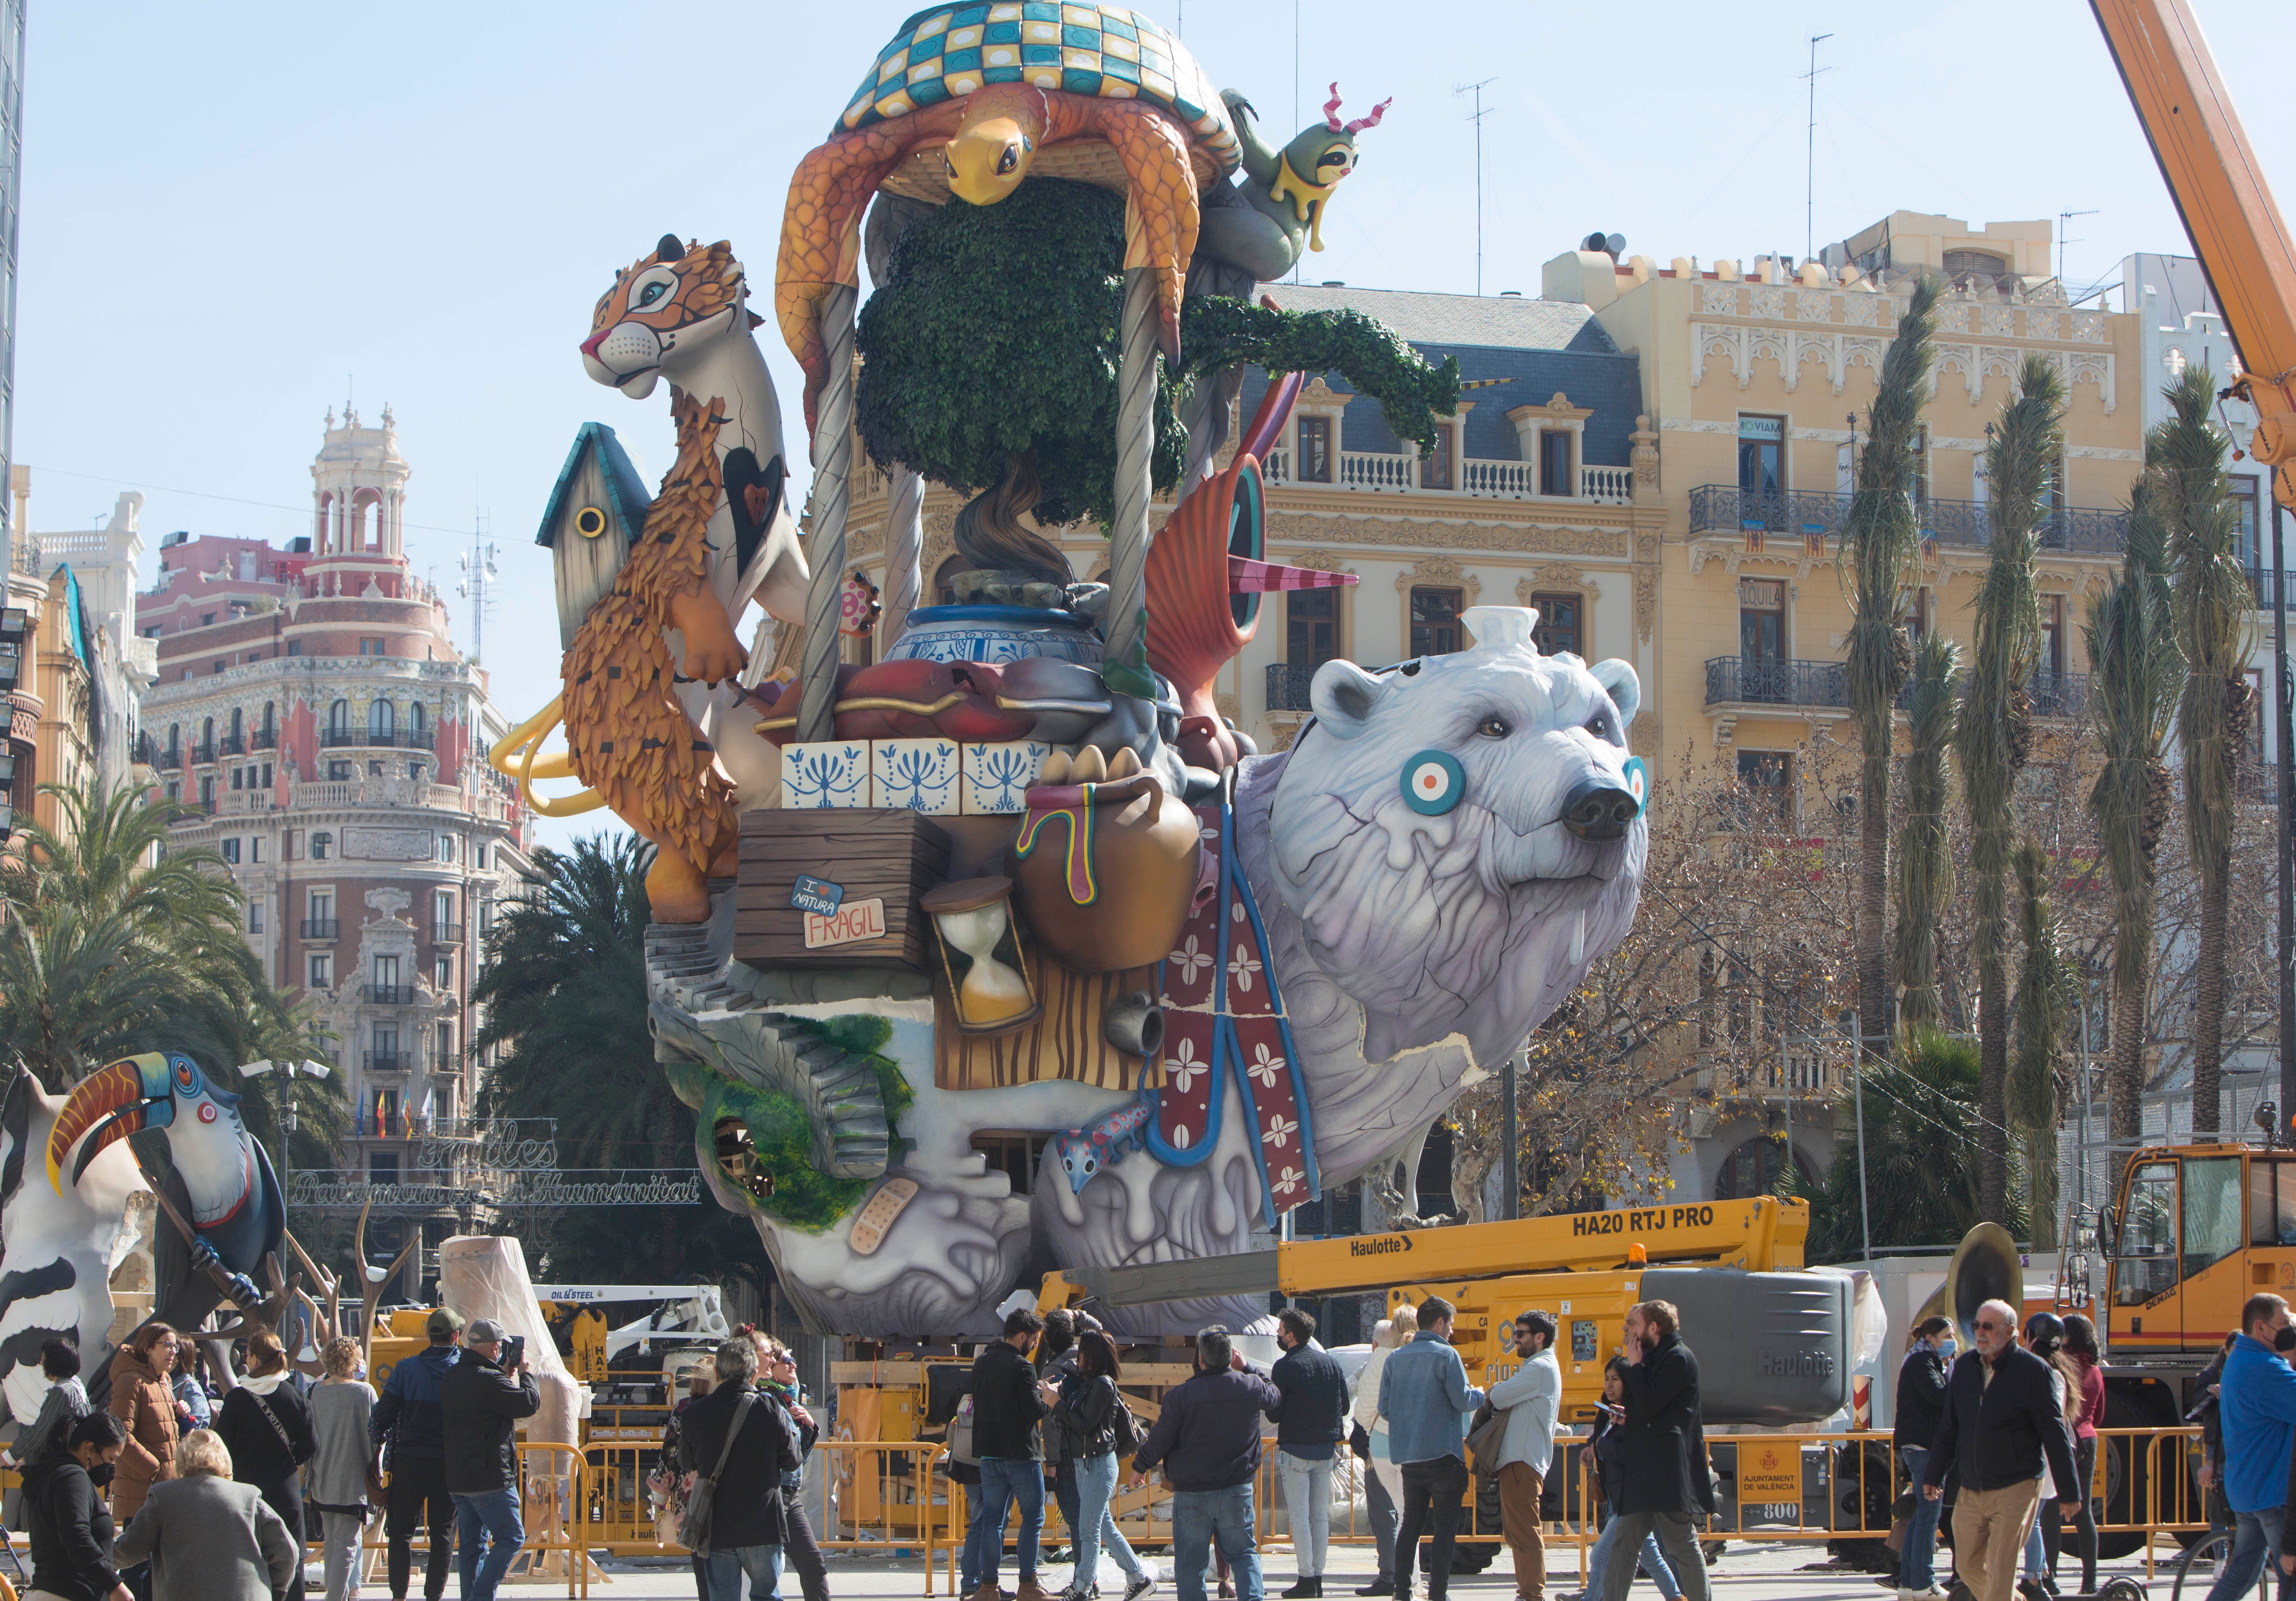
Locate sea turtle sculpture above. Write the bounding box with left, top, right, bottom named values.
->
left=776, top=2, right=1241, bottom=427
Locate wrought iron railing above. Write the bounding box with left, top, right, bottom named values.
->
left=251, top=727, right=277, bottom=750
left=189, top=742, right=214, bottom=765
left=366, top=728, right=400, bottom=748
left=364, top=1052, right=407, bottom=1074
left=1704, top=656, right=1847, bottom=708
left=2249, top=568, right=2290, bottom=611
left=218, top=733, right=246, bottom=756
left=363, top=983, right=414, bottom=1006
left=1687, top=484, right=2130, bottom=554
left=2028, top=670, right=2091, bottom=721
left=404, top=728, right=436, bottom=750
left=1265, top=663, right=1321, bottom=712
left=431, top=922, right=463, bottom=945
left=300, top=918, right=339, bottom=940
left=322, top=725, right=358, bottom=747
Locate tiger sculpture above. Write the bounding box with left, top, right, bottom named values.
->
left=570, top=236, right=810, bottom=923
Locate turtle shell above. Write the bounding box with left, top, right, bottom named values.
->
left=840, top=4, right=1241, bottom=200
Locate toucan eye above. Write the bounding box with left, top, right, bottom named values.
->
left=1477, top=715, right=1511, bottom=738
left=997, top=146, right=1018, bottom=175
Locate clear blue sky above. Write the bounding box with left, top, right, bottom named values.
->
left=12, top=0, right=2291, bottom=852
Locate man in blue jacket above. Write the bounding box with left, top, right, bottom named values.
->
left=2205, top=1293, right=2296, bottom=1601
left=1132, top=1328, right=1282, bottom=1601
left=1266, top=1308, right=1348, bottom=1599
left=371, top=1307, right=463, bottom=1601
left=1379, top=1298, right=1487, bottom=1601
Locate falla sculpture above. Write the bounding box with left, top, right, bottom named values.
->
left=492, top=2, right=1646, bottom=1335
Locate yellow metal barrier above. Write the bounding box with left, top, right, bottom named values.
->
left=363, top=1440, right=592, bottom=1599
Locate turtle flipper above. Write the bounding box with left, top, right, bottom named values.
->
left=776, top=111, right=962, bottom=433
left=1093, top=102, right=1201, bottom=363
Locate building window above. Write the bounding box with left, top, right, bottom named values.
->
left=1409, top=587, right=1465, bottom=658
left=1537, top=430, right=1573, bottom=498
left=250, top=836, right=264, bottom=864
left=1296, top=414, right=1334, bottom=483
left=439, top=835, right=456, bottom=864
left=247, top=900, right=264, bottom=934
left=369, top=1151, right=400, bottom=1181
left=476, top=843, right=489, bottom=869
left=260, top=763, right=272, bottom=788
left=310, top=831, right=332, bottom=861
left=1739, top=578, right=1787, bottom=664
left=435, top=955, right=454, bottom=990
left=201, top=613, right=215, bottom=628
left=436, top=1022, right=456, bottom=1066
left=328, top=761, right=353, bottom=781
left=327, top=700, right=350, bottom=742
left=367, top=761, right=383, bottom=777
left=1419, top=423, right=1455, bottom=491
left=1735, top=750, right=1794, bottom=828
left=220, top=838, right=241, bottom=865
left=372, top=1026, right=399, bottom=1067
left=408, top=763, right=423, bottom=782
left=370, top=699, right=395, bottom=743
left=1528, top=594, right=1581, bottom=657
left=1287, top=588, right=1340, bottom=668
left=1714, top=1136, right=1813, bottom=1200
left=1737, top=415, right=1786, bottom=524
left=2039, top=594, right=2067, bottom=680
left=286, top=640, right=302, bottom=657
left=199, top=776, right=215, bottom=806
left=360, top=638, right=385, bottom=656
left=1910, top=586, right=1933, bottom=641
left=230, top=768, right=243, bottom=792
left=164, top=783, right=179, bottom=802
left=2233, top=474, right=2261, bottom=571
left=308, top=953, right=332, bottom=988
left=373, top=954, right=400, bottom=994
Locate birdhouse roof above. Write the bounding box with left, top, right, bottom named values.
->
left=535, top=422, right=652, bottom=549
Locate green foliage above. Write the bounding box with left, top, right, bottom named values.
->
left=695, top=1076, right=868, bottom=1231
left=0, top=779, right=328, bottom=1118
left=1806, top=1031, right=2028, bottom=1260
left=790, top=1012, right=914, bottom=1161
left=2012, top=838, right=2072, bottom=1248
left=1178, top=296, right=1462, bottom=452
left=2157, top=366, right=2250, bottom=879
left=1895, top=631, right=1962, bottom=1029
left=856, top=179, right=1187, bottom=529
left=473, top=833, right=767, bottom=1287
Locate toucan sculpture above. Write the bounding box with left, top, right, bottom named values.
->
left=47, top=1051, right=284, bottom=1396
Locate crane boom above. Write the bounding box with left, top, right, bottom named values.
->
left=2091, top=0, right=2296, bottom=506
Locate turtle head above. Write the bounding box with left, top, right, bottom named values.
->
left=945, top=116, right=1035, bottom=206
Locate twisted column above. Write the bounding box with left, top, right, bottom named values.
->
left=880, top=467, right=926, bottom=652
left=797, top=285, right=859, bottom=745
left=1102, top=266, right=1160, bottom=676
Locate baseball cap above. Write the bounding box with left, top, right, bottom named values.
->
left=426, top=1308, right=466, bottom=1339
left=466, top=1318, right=508, bottom=1345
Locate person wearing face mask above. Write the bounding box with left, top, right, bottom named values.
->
left=24, top=1409, right=133, bottom=1601
left=1891, top=1317, right=1956, bottom=1601
left=2207, top=1293, right=2296, bottom=1601
left=306, top=1336, right=381, bottom=1601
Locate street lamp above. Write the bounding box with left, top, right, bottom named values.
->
left=237, top=1059, right=331, bottom=1220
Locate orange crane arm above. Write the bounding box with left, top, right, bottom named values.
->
left=2092, top=0, right=2296, bottom=507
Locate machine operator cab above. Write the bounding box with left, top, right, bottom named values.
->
left=2104, top=1142, right=2296, bottom=1356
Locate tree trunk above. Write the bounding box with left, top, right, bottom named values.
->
left=2191, top=840, right=2230, bottom=1134
left=2028, top=1126, right=2059, bottom=1250
left=1980, top=948, right=2010, bottom=1223
left=1859, top=750, right=1892, bottom=1059
left=2108, top=970, right=2147, bottom=1145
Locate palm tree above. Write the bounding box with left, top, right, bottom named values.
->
left=2084, top=483, right=2179, bottom=1153
left=1957, top=354, right=2065, bottom=1223
left=0, top=779, right=323, bottom=1092
left=1842, top=276, right=1940, bottom=1058
left=2154, top=365, right=2251, bottom=1134
left=1805, top=1030, right=2027, bottom=1259
left=2012, top=837, right=2072, bottom=1249
left=474, top=832, right=765, bottom=1288
left=1895, top=632, right=1961, bottom=1030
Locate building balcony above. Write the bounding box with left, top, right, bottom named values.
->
left=434, top=1051, right=462, bottom=1073
left=155, top=748, right=182, bottom=771
left=189, top=742, right=215, bottom=766
left=365, top=1052, right=408, bottom=1074
left=364, top=729, right=402, bottom=748
left=218, top=733, right=246, bottom=756
left=300, top=918, right=340, bottom=940
left=404, top=728, right=436, bottom=751
left=250, top=728, right=277, bottom=750
left=1263, top=448, right=1635, bottom=506
left=1705, top=655, right=2090, bottom=722
left=2027, top=670, right=2091, bottom=722
left=362, top=983, right=415, bottom=1006
left=1687, top=484, right=2131, bottom=555
left=431, top=922, right=463, bottom=945
left=322, top=726, right=359, bottom=748
left=1265, top=663, right=1320, bottom=713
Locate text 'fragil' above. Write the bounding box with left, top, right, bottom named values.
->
left=804, top=897, right=887, bottom=949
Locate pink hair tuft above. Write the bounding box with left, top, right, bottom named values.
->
left=1343, top=97, right=1391, bottom=135
left=1323, top=82, right=1344, bottom=131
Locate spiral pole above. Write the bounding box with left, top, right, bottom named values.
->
left=1103, top=265, right=1160, bottom=676
left=880, top=467, right=926, bottom=652
left=798, top=284, right=859, bottom=745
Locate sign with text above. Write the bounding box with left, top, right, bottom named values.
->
left=804, top=896, right=886, bottom=949
left=1736, top=1440, right=1803, bottom=1515
left=790, top=874, right=846, bottom=917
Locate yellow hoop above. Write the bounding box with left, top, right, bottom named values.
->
left=488, top=695, right=609, bottom=818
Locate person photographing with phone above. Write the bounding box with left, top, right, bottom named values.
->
left=439, top=1319, right=540, bottom=1601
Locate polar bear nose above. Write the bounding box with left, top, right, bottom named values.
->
left=1562, top=779, right=1640, bottom=843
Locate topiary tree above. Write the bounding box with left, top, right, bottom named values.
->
left=856, top=178, right=1458, bottom=579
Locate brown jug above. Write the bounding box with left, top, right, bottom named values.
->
left=1009, top=771, right=1203, bottom=975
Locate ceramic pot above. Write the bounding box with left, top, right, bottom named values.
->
left=1009, top=773, right=1202, bottom=975
left=885, top=604, right=1103, bottom=667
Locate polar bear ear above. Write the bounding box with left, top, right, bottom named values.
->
left=1590, top=659, right=1641, bottom=728
left=1308, top=659, right=1390, bottom=740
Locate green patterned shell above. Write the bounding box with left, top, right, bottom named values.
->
left=840, top=3, right=1239, bottom=176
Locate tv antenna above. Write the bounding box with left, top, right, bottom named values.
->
left=2058, top=209, right=2098, bottom=287
left=1804, top=34, right=1834, bottom=267
left=1455, top=77, right=1498, bottom=297
left=456, top=517, right=498, bottom=662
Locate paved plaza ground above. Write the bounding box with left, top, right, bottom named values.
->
left=556, top=1537, right=2202, bottom=1600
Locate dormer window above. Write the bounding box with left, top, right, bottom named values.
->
left=1296, top=414, right=1334, bottom=483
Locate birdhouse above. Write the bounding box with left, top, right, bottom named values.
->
left=536, top=422, right=652, bottom=648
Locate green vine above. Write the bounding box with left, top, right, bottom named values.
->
left=1179, top=296, right=1461, bottom=452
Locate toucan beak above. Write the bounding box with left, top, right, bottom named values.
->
left=47, top=1052, right=173, bottom=1192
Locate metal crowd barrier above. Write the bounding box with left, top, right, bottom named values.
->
left=362, top=1440, right=592, bottom=1599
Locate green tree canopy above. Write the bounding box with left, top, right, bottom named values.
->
left=473, top=832, right=766, bottom=1288
left=856, top=178, right=1459, bottom=530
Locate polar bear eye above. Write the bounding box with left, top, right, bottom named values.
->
left=1476, top=715, right=1511, bottom=738
left=1585, top=714, right=1610, bottom=737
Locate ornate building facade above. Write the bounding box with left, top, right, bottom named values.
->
left=133, top=410, right=534, bottom=1268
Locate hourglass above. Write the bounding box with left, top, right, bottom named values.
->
left=921, top=877, right=1040, bottom=1033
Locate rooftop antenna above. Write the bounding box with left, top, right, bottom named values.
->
left=1804, top=34, right=1834, bottom=267
left=1291, top=0, right=1300, bottom=283
left=2058, top=208, right=2098, bottom=287
left=1455, top=77, right=1498, bottom=297
left=456, top=511, right=498, bottom=662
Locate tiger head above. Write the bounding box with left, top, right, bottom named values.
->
left=580, top=233, right=761, bottom=400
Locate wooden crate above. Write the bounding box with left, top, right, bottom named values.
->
left=735, top=809, right=952, bottom=971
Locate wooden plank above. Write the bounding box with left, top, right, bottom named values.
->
left=734, top=809, right=951, bottom=971
left=934, top=947, right=1159, bottom=1093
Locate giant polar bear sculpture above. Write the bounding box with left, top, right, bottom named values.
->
left=651, top=607, right=1649, bottom=1335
